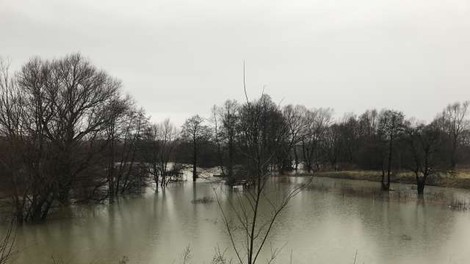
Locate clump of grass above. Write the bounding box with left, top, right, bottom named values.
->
left=315, top=171, right=382, bottom=182
left=308, top=170, right=470, bottom=190
left=191, top=196, right=214, bottom=204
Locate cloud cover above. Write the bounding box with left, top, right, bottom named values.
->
left=1, top=0, right=469, bottom=124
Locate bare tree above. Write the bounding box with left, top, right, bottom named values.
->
left=211, top=105, right=226, bottom=177
left=337, top=114, right=360, bottom=164
left=404, top=121, right=444, bottom=195
left=322, top=123, right=341, bottom=170
left=378, top=110, right=405, bottom=191
left=222, top=100, right=240, bottom=182
left=358, top=109, right=379, bottom=138
left=181, top=115, right=211, bottom=182
left=143, top=118, right=179, bottom=188
left=0, top=57, right=53, bottom=223
left=215, top=94, right=308, bottom=264
left=104, top=97, right=132, bottom=201
left=157, top=119, right=179, bottom=183
left=143, top=124, right=162, bottom=187
left=212, top=100, right=240, bottom=182
left=437, top=101, right=470, bottom=170
left=106, top=105, right=148, bottom=201
left=280, top=105, right=307, bottom=174
left=301, top=108, right=332, bottom=173
left=0, top=54, right=128, bottom=222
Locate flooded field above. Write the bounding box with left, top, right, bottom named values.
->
left=3, top=176, right=470, bottom=264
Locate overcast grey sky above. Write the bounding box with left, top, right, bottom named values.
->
left=1, top=0, right=469, bottom=125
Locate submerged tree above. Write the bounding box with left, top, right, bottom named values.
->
left=215, top=94, right=308, bottom=264
left=0, top=54, right=129, bottom=222
left=106, top=105, right=148, bottom=201
left=213, top=100, right=240, bottom=182
left=181, top=115, right=210, bottom=182
left=143, top=118, right=179, bottom=188
left=279, top=104, right=307, bottom=174
left=404, top=121, right=444, bottom=195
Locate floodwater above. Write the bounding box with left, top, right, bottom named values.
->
left=3, top=176, right=470, bottom=264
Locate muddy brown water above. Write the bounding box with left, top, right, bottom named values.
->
left=2, top=176, right=470, bottom=264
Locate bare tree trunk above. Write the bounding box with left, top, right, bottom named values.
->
left=192, top=138, right=197, bottom=182
left=383, top=135, right=393, bottom=191
left=417, top=177, right=425, bottom=195
left=450, top=139, right=457, bottom=171
left=228, top=137, right=234, bottom=180
left=381, top=166, right=387, bottom=191
left=294, top=146, right=299, bottom=172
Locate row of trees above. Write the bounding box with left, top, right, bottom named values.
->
left=187, top=99, right=470, bottom=195
left=0, top=55, right=302, bottom=264
left=1, top=54, right=469, bottom=223
left=0, top=55, right=185, bottom=223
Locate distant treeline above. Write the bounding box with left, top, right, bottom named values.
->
left=201, top=97, right=470, bottom=194
left=0, top=54, right=469, bottom=223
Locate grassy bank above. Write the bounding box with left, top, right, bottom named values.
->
left=304, top=170, right=470, bottom=190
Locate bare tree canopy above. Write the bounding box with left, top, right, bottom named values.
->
left=181, top=115, right=211, bottom=182
left=436, top=101, right=470, bottom=170
left=0, top=54, right=132, bottom=222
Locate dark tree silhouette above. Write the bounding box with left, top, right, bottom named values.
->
left=404, top=121, right=444, bottom=195
left=436, top=101, right=469, bottom=170
left=181, top=115, right=210, bottom=182
left=216, top=94, right=308, bottom=264
left=378, top=110, right=404, bottom=191
left=0, top=54, right=130, bottom=222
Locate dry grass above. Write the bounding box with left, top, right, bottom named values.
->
left=308, top=170, right=470, bottom=190
left=455, top=170, right=470, bottom=179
